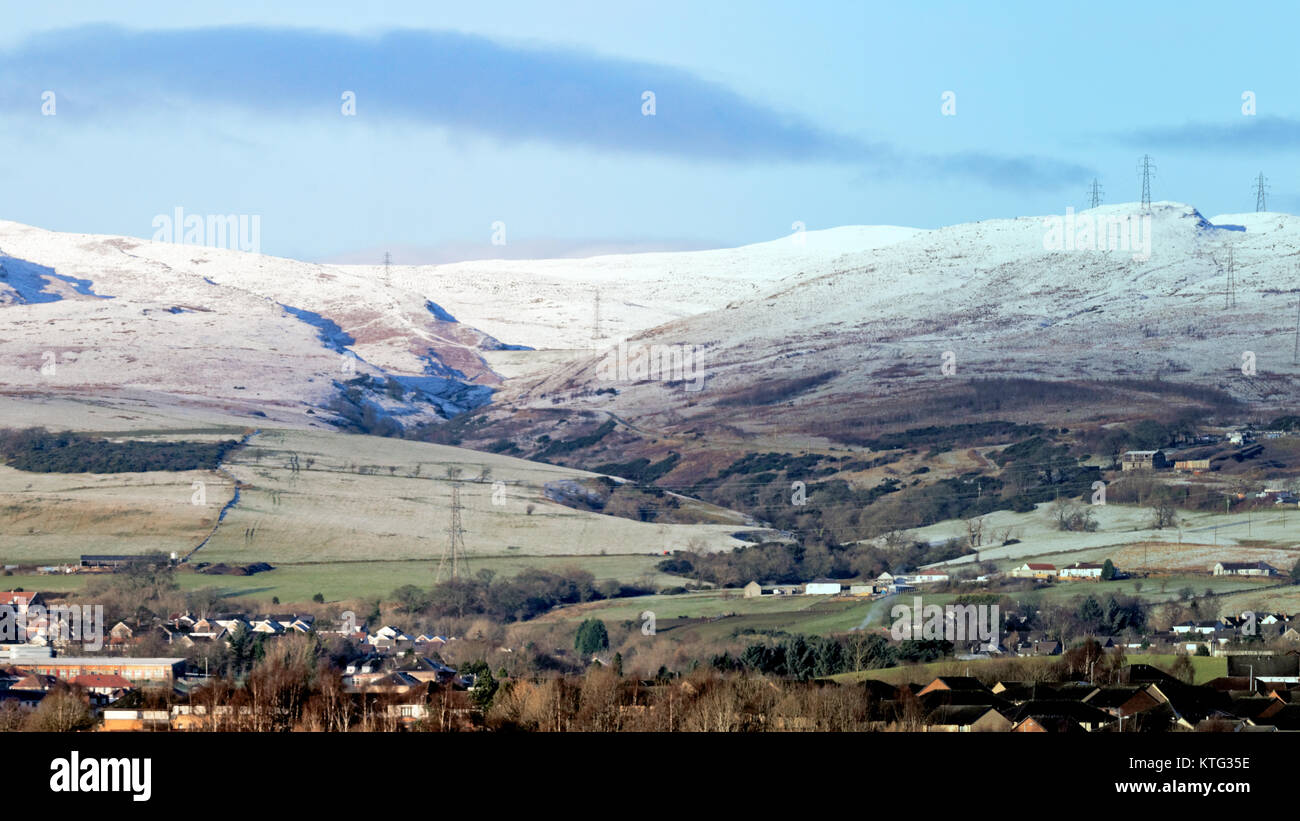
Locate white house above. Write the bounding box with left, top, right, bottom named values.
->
left=911, top=569, right=950, bottom=584
left=1213, top=561, right=1278, bottom=577
left=1058, top=562, right=1104, bottom=580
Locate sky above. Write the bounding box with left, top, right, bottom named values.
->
left=0, top=1, right=1297, bottom=262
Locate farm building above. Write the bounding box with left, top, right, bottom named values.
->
left=805, top=581, right=842, bottom=595
left=1011, top=563, right=1056, bottom=580
left=1121, top=450, right=1168, bottom=471
left=742, top=581, right=762, bottom=598
left=911, top=569, right=950, bottom=584
left=1174, top=459, right=1211, bottom=473
left=79, top=555, right=145, bottom=571
left=1212, top=561, right=1278, bottom=577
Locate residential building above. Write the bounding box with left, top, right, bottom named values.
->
left=1058, top=562, right=1104, bottom=580
left=1212, top=561, right=1278, bottom=577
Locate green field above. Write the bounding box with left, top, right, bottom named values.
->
left=2, top=554, right=688, bottom=606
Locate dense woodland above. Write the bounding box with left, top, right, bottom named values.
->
left=0, top=427, right=240, bottom=473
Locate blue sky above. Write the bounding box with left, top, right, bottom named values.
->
left=1, top=1, right=1297, bottom=261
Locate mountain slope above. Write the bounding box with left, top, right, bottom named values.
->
left=502, top=203, right=1298, bottom=443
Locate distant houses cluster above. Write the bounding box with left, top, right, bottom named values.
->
left=873, top=663, right=1300, bottom=732
left=0, top=589, right=483, bottom=730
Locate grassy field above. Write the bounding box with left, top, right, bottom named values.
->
left=0, top=424, right=752, bottom=572
left=0, top=553, right=690, bottom=605
left=534, top=588, right=890, bottom=642
left=911, top=501, right=1300, bottom=574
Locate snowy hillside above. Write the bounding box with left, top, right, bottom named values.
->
left=511, top=203, right=1300, bottom=429
left=354, top=225, right=927, bottom=351
left=4, top=205, right=1293, bottom=438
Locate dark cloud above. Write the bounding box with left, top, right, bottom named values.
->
left=0, top=24, right=1089, bottom=188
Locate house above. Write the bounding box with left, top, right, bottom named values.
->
left=0, top=591, right=44, bottom=615
left=108, top=621, right=135, bottom=646
left=368, top=625, right=413, bottom=652
left=1083, top=685, right=1163, bottom=718
left=1012, top=715, right=1087, bottom=733
left=1058, top=562, right=1104, bottom=580
left=70, top=673, right=134, bottom=701
left=394, top=656, right=459, bottom=685
left=1011, top=563, right=1056, bottom=580
left=1212, top=561, right=1278, bottom=577
left=924, top=705, right=1012, bottom=732
left=249, top=618, right=284, bottom=635
left=1008, top=700, right=1116, bottom=732
left=1172, top=621, right=1218, bottom=635
left=742, top=581, right=762, bottom=598
left=917, top=677, right=991, bottom=697
left=9, top=672, right=58, bottom=693
left=1121, top=450, right=1168, bottom=471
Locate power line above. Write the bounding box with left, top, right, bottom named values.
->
left=1293, top=293, right=1300, bottom=365
left=437, top=482, right=469, bottom=582
left=1253, top=172, right=1270, bottom=212
left=1225, top=243, right=1237, bottom=309
left=592, top=287, right=605, bottom=340
left=1087, top=178, right=1103, bottom=209
left=1137, top=155, right=1156, bottom=211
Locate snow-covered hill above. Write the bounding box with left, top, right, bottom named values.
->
left=508, top=203, right=1300, bottom=433
left=343, top=224, right=926, bottom=351
left=3, top=205, right=1292, bottom=438
left=0, top=219, right=924, bottom=427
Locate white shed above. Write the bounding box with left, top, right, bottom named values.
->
left=805, top=582, right=842, bottom=595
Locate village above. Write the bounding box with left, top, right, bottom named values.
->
left=3, top=570, right=1300, bottom=732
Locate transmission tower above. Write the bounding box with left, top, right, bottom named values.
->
left=592, top=287, right=605, bottom=340
left=1137, top=155, right=1156, bottom=210
left=384, top=251, right=392, bottom=276
left=1087, top=178, right=1103, bottom=209
left=436, top=483, right=469, bottom=582
left=1293, top=294, right=1299, bottom=365
left=1224, top=243, right=1237, bottom=309
left=1253, top=172, right=1270, bottom=212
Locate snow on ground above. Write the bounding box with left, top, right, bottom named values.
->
left=519, top=202, right=1300, bottom=419
left=358, top=225, right=928, bottom=351
left=907, top=502, right=1300, bottom=570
